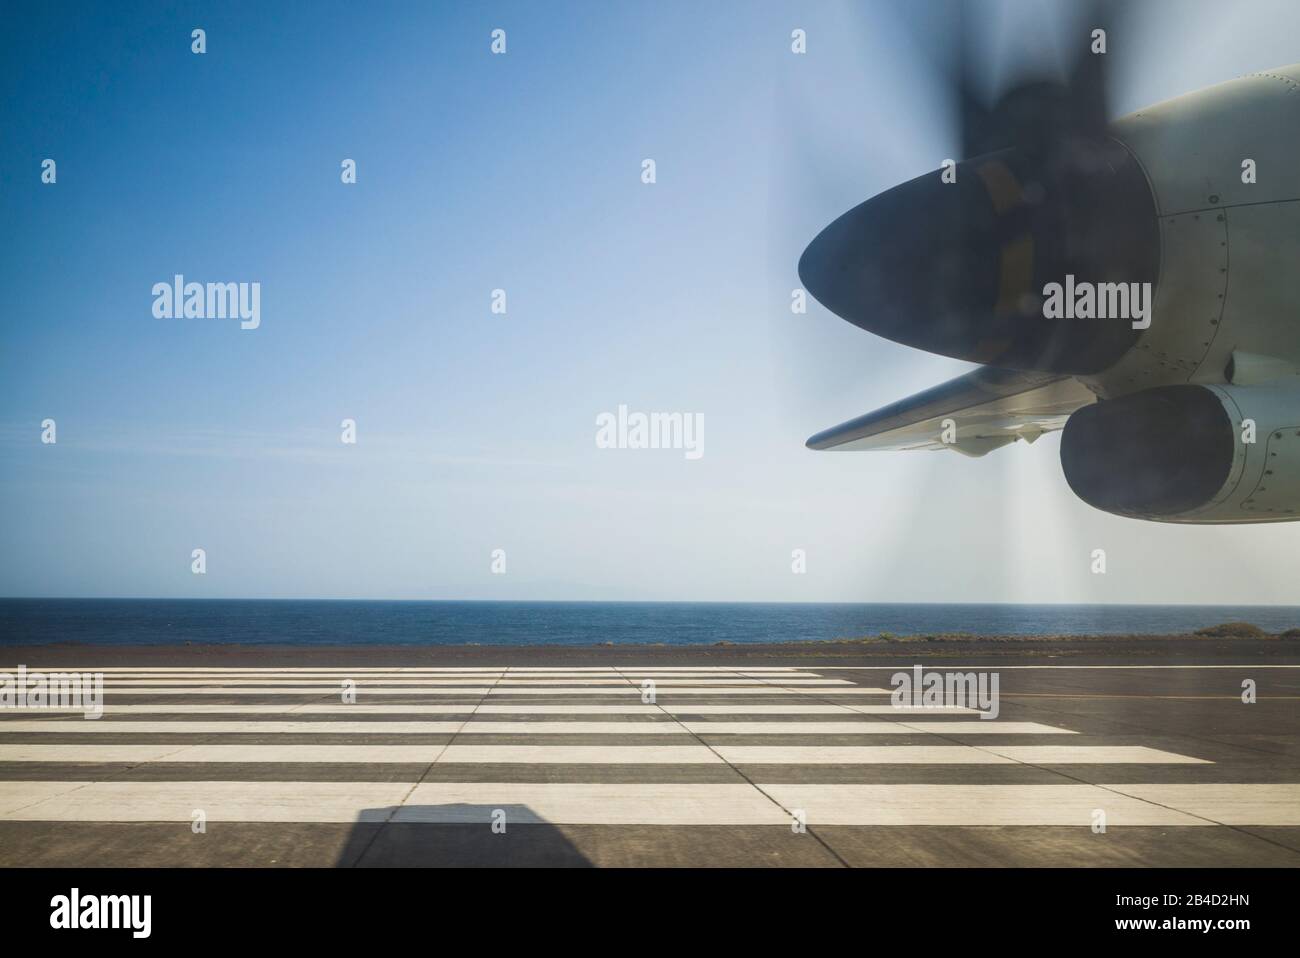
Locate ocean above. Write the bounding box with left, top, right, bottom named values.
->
left=1, top=599, right=1298, bottom=647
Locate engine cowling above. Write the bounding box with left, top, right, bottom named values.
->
left=1060, top=383, right=1300, bottom=522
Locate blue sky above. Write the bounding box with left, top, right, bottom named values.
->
left=3, top=0, right=1299, bottom=602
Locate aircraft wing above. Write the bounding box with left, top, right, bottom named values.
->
left=806, top=366, right=1096, bottom=458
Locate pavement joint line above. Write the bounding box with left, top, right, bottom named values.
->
left=616, top=666, right=851, bottom=868
left=1, top=778, right=95, bottom=817
left=344, top=668, right=509, bottom=867
left=826, top=672, right=1300, bottom=860
left=1080, top=782, right=1300, bottom=857
left=285, top=689, right=344, bottom=716
left=2, top=739, right=202, bottom=816
left=70, top=682, right=340, bottom=779
left=738, top=668, right=1283, bottom=847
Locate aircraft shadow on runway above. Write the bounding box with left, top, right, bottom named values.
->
left=336, top=804, right=591, bottom=867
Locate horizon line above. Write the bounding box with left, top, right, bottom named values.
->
left=2, top=597, right=1299, bottom=608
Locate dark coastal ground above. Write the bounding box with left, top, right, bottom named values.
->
left=7, top=630, right=1300, bottom=667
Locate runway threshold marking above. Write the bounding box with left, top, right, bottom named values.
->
left=3, top=664, right=1282, bottom=844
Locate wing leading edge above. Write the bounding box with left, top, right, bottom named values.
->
left=806, top=366, right=1096, bottom=457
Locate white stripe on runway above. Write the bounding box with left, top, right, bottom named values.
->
left=23, top=670, right=828, bottom=677
left=0, top=743, right=1204, bottom=764
left=90, top=678, right=852, bottom=686
left=86, top=686, right=890, bottom=695
left=500, top=687, right=876, bottom=695
left=759, top=784, right=1216, bottom=826
left=0, top=744, right=722, bottom=764
left=685, top=721, right=1070, bottom=735
left=712, top=745, right=1207, bottom=765
left=10, top=665, right=821, bottom=670
left=0, top=781, right=785, bottom=824
left=0, top=719, right=1068, bottom=736
left=2, top=781, right=1293, bottom=825
left=396, top=783, right=783, bottom=824
left=0, top=717, right=1066, bottom=733
left=0, top=780, right=416, bottom=823
left=95, top=688, right=507, bottom=696
left=1103, top=783, right=1300, bottom=825
left=0, top=703, right=975, bottom=715
left=982, top=745, right=1210, bottom=764
left=814, top=665, right=1300, bottom=670
left=0, top=720, right=665, bottom=735
left=495, top=704, right=962, bottom=714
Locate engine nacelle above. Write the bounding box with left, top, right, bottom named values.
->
left=1060, top=383, right=1300, bottom=522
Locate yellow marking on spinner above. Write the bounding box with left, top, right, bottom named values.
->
left=975, top=159, right=1023, bottom=214
left=994, top=233, right=1035, bottom=317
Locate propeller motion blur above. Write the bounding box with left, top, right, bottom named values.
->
left=800, top=17, right=1300, bottom=524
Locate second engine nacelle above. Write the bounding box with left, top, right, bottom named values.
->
left=1060, top=383, right=1300, bottom=523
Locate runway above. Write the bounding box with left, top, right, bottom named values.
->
left=1, top=657, right=1298, bottom=866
